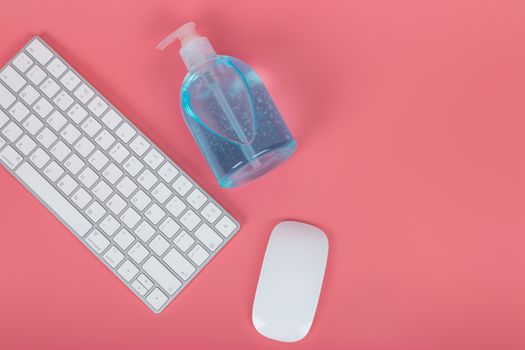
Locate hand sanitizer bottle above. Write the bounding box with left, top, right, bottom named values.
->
left=158, top=22, right=296, bottom=188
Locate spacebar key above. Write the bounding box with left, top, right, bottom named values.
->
left=143, top=256, right=182, bottom=295
left=16, top=162, right=92, bottom=236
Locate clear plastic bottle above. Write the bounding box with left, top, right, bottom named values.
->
left=158, top=22, right=296, bottom=188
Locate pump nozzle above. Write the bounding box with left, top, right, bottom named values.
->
left=156, top=22, right=198, bottom=50
left=157, top=22, right=216, bottom=70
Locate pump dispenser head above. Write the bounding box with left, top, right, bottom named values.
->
left=157, top=22, right=216, bottom=70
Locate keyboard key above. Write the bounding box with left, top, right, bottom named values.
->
left=128, top=242, right=149, bottom=264
left=132, top=280, right=148, bottom=296
left=74, top=136, right=95, bottom=157
left=88, top=150, right=109, bottom=171
left=1, top=65, right=26, bottom=92
left=74, top=83, right=95, bottom=104
left=9, top=101, right=29, bottom=122
left=123, top=155, right=143, bottom=176
left=102, top=163, right=123, bottom=184
left=0, top=139, right=8, bottom=157
left=16, top=162, right=92, bottom=236
left=22, top=114, right=43, bottom=135
left=114, top=228, right=135, bottom=250
left=43, top=161, right=64, bottom=182
left=134, top=221, right=155, bottom=242
left=138, top=274, right=153, bottom=290
left=64, top=153, right=85, bottom=174
left=87, top=96, right=108, bottom=117
left=33, top=97, right=53, bottom=118
left=145, top=203, right=166, bottom=225
left=2, top=121, right=23, bottom=142
left=146, top=288, right=168, bottom=311
left=26, top=39, right=53, bottom=65
left=15, top=135, right=37, bottom=155
left=157, top=162, right=179, bottom=183
left=117, top=260, right=139, bottom=282
left=46, top=111, right=67, bottom=131
left=29, top=147, right=51, bottom=168
left=149, top=234, right=170, bottom=256
left=129, top=135, right=150, bottom=156
left=86, top=229, right=110, bottom=254
left=50, top=141, right=71, bottom=161
left=26, top=65, right=47, bottom=85
left=151, top=183, right=172, bottom=204
left=20, top=85, right=40, bottom=105
left=200, top=202, right=221, bottom=223
left=12, top=52, right=33, bottom=72
left=101, top=109, right=122, bottom=130
left=92, top=180, right=113, bottom=201
left=0, top=138, right=7, bottom=150
left=115, top=122, right=136, bottom=143
left=0, top=83, right=16, bottom=108
left=0, top=111, right=8, bottom=128
left=163, top=248, right=195, bottom=280
left=107, top=193, right=127, bottom=215
left=180, top=209, right=201, bottom=231
left=94, top=129, right=115, bottom=150
left=172, top=175, right=193, bottom=196
left=46, top=57, right=67, bottom=78
left=0, top=145, right=23, bottom=169
left=131, top=190, right=151, bottom=211
left=165, top=196, right=186, bottom=217
left=137, top=169, right=158, bottom=190
left=174, top=231, right=195, bottom=253
left=215, top=216, right=237, bottom=237
left=186, top=188, right=207, bottom=210
left=103, top=246, right=125, bottom=268
left=67, top=103, right=88, bottom=124
left=40, top=77, right=60, bottom=98
left=36, top=127, right=57, bottom=148
left=159, top=217, right=180, bottom=238
left=81, top=117, right=102, bottom=137
left=142, top=256, right=181, bottom=295
left=56, top=174, right=78, bottom=196
left=99, top=215, right=120, bottom=236
left=194, top=223, right=223, bottom=252
left=143, top=148, right=164, bottom=169
left=78, top=166, right=99, bottom=188
left=116, top=176, right=137, bottom=198
left=53, top=90, right=74, bottom=111
left=120, top=207, right=141, bottom=228
left=188, top=244, right=209, bottom=266
left=60, top=123, right=81, bottom=144
left=85, top=201, right=106, bottom=222
left=71, top=188, right=92, bottom=209
left=108, top=142, right=130, bottom=163
left=60, top=71, right=81, bottom=91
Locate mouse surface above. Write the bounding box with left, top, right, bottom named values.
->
left=252, top=221, right=329, bottom=342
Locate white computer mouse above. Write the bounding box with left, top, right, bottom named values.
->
left=252, top=221, right=329, bottom=342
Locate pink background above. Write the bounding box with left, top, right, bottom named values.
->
left=0, top=0, right=524, bottom=349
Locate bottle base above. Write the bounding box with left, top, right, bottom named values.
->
left=219, top=140, right=297, bottom=188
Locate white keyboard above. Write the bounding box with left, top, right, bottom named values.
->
left=0, top=36, right=239, bottom=313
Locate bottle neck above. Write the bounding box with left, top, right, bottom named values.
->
left=180, top=36, right=217, bottom=71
